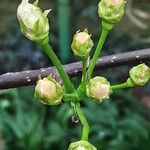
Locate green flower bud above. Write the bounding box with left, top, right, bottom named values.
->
left=17, top=0, right=51, bottom=44
left=34, top=75, right=63, bottom=105
left=98, top=0, right=126, bottom=29
left=129, top=63, right=150, bottom=86
left=86, top=76, right=112, bottom=103
left=68, top=141, right=97, bottom=150
left=71, top=29, right=94, bottom=58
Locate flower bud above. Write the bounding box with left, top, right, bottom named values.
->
left=68, top=141, right=97, bottom=150
left=34, top=75, right=63, bottom=105
left=98, top=0, right=126, bottom=29
left=86, top=76, right=112, bottom=103
left=129, top=63, right=150, bottom=86
left=71, top=29, right=94, bottom=58
left=17, top=0, right=51, bottom=44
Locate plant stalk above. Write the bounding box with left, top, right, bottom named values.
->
left=87, top=28, right=109, bottom=79
left=39, top=43, right=74, bottom=93
left=81, top=57, right=87, bottom=83
left=111, top=82, right=130, bottom=90
left=75, top=103, right=90, bottom=141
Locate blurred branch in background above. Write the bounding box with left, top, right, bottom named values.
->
left=124, top=0, right=150, bottom=43
left=126, top=0, right=148, bottom=29
left=58, top=0, right=71, bottom=63
left=0, top=48, right=149, bottom=90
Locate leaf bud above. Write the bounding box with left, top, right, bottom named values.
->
left=34, top=75, right=63, bottom=105
left=129, top=63, right=150, bottom=86
left=68, top=141, right=97, bottom=150
left=17, top=0, right=51, bottom=44
left=86, top=76, right=112, bottom=103
left=98, top=0, right=126, bottom=30
left=71, top=29, right=94, bottom=58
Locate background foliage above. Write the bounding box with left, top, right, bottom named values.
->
left=0, top=88, right=150, bottom=150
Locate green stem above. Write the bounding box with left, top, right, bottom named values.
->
left=39, top=43, right=74, bottom=93
left=82, top=57, right=87, bottom=82
left=111, top=82, right=130, bottom=90
left=63, top=93, right=80, bottom=103
left=87, top=28, right=109, bottom=79
left=75, top=103, right=90, bottom=141
left=76, top=57, right=88, bottom=99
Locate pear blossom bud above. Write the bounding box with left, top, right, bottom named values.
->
left=17, top=0, right=51, bottom=44
left=86, top=76, right=112, bottom=103
left=68, top=141, right=97, bottom=150
left=71, top=29, right=94, bottom=58
left=98, top=0, right=126, bottom=29
left=129, top=63, right=150, bottom=86
left=34, top=75, right=63, bottom=105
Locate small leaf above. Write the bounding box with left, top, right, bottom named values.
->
left=33, top=0, right=39, bottom=6
left=44, top=9, right=52, bottom=17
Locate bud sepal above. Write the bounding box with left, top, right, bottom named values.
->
left=17, top=0, right=51, bottom=44
left=98, top=0, right=126, bottom=29
left=68, top=140, right=97, bottom=150
left=71, top=29, right=94, bottom=58
left=86, top=76, right=112, bottom=103
left=129, top=63, right=150, bottom=86
left=34, top=75, right=63, bottom=105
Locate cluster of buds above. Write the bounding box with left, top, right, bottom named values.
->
left=17, top=0, right=51, bottom=44
left=16, top=1, right=150, bottom=150
left=68, top=141, right=97, bottom=150
left=71, top=29, right=94, bottom=58
left=86, top=76, right=112, bottom=103
left=127, top=64, right=150, bottom=87
left=98, top=0, right=126, bottom=30
left=34, top=75, right=63, bottom=106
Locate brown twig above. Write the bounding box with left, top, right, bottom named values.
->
left=0, top=48, right=149, bottom=89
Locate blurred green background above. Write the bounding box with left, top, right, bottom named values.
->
left=0, top=0, right=150, bottom=149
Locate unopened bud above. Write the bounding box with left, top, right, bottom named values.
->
left=71, top=29, right=94, bottom=58
left=129, top=63, right=150, bottom=86
left=68, top=141, right=97, bottom=150
left=86, top=76, right=112, bottom=103
left=34, top=75, right=63, bottom=105
left=98, top=0, right=126, bottom=30
left=17, top=0, right=51, bottom=44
